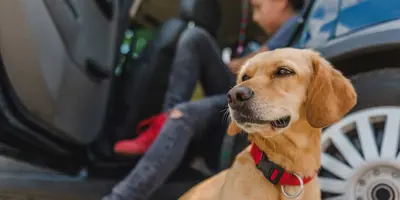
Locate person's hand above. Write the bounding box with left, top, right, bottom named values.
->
left=228, top=58, right=245, bottom=74
left=228, top=46, right=269, bottom=74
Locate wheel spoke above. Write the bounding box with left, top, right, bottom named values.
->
left=329, top=128, right=365, bottom=168
left=381, top=113, right=400, bottom=159
left=321, top=153, right=353, bottom=179
left=321, top=108, right=400, bottom=200
left=356, top=117, right=379, bottom=161
left=319, top=177, right=347, bottom=194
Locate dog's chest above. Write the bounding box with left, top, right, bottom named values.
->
left=219, top=151, right=281, bottom=200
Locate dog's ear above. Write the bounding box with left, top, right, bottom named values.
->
left=305, top=49, right=357, bottom=128
left=227, top=120, right=241, bottom=136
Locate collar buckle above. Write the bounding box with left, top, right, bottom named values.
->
left=256, top=153, right=285, bottom=185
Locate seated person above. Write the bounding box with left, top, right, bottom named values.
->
left=104, top=0, right=305, bottom=199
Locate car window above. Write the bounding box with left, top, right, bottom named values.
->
left=295, top=0, right=340, bottom=48
left=335, top=0, right=400, bottom=37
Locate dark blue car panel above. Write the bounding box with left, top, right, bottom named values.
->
left=296, top=0, right=400, bottom=49
left=336, top=0, right=400, bottom=36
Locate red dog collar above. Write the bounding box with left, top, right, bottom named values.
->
left=250, top=143, right=316, bottom=186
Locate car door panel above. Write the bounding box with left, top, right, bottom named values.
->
left=0, top=0, right=128, bottom=144
left=294, top=0, right=400, bottom=60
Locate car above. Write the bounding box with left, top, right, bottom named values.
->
left=0, top=0, right=399, bottom=200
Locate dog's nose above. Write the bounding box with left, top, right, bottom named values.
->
left=227, top=86, right=254, bottom=108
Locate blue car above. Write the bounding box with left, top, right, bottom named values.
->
left=0, top=0, right=399, bottom=199
left=301, top=1, right=400, bottom=199
left=221, top=1, right=400, bottom=200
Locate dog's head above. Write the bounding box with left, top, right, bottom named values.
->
left=227, top=48, right=357, bottom=138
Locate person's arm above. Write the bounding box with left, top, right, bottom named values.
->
left=228, top=46, right=269, bottom=74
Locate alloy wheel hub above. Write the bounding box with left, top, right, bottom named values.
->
left=354, top=165, right=400, bottom=200
left=319, top=107, right=400, bottom=200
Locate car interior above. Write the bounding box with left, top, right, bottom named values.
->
left=0, top=0, right=241, bottom=175
left=0, top=0, right=312, bottom=199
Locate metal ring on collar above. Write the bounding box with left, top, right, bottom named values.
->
left=281, top=173, right=304, bottom=199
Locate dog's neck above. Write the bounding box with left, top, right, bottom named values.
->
left=248, top=120, right=321, bottom=178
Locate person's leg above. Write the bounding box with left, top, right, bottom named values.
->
left=163, top=27, right=234, bottom=110
left=104, top=95, right=227, bottom=200
left=114, top=27, right=234, bottom=155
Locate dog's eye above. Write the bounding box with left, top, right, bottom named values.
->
left=275, top=67, right=294, bottom=77
left=242, top=74, right=250, bottom=81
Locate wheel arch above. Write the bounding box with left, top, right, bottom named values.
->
left=331, top=46, right=400, bottom=77
left=316, top=19, right=400, bottom=77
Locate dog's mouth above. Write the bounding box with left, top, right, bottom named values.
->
left=234, top=113, right=291, bottom=128
left=270, top=116, right=291, bottom=128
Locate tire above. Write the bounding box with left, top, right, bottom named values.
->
left=349, top=68, right=400, bottom=111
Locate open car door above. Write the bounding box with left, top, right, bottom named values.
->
left=0, top=0, right=131, bottom=173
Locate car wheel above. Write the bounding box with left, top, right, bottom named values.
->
left=320, top=68, right=400, bottom=200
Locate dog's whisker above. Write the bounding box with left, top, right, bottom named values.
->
left=222, top=109, right=231, bottom=123
left=220, top=107, right=230, bottom=122
left=220, top=107, right=228, bottom=113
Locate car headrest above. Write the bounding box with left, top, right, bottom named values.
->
left=180, top=0, right=221, bottom=36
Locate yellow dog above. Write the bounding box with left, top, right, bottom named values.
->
left=180, top=48, right=357, bottom=200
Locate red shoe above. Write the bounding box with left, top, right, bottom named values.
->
left=114, top=113, right=168, bottom=155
